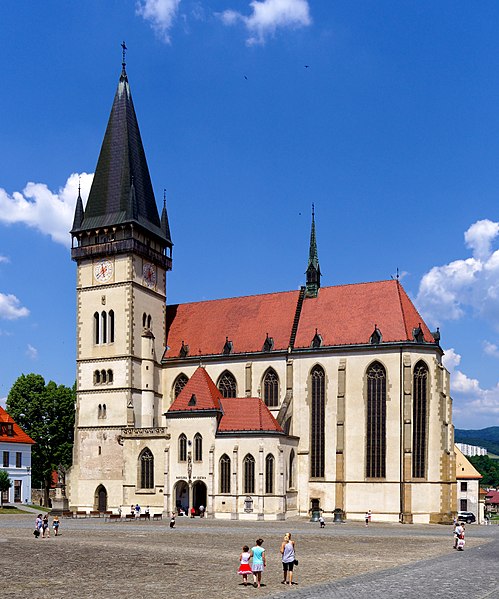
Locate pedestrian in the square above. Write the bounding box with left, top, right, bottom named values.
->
left=33, top=514, right=42, bottom=538
left=52, top=515, right=60, bottom=536
left=190, top=506, right=196, bottom=518
left=135, top=503, right=141, bottom=518
left=319, top=515, right=325, bottom=528
left=170, top=512, right=176, bottom=528
left=250, top=538, right=266, bottom=588
left=237, top=545, right=252, bottom=586
left=365, top=510, right=371, bottom=526
left=199, top=504, right=205, bottom=518
left=42, top=513, right=50, bottom=538
left=280, top=533, right=296, bottom=586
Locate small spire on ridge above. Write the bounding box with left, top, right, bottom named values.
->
left=121, top=40, right=127, bottom=71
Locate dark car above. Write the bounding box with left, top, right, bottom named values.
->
left=458, top=511, right=476, bottom=524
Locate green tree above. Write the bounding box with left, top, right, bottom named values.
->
left=0, top=470, right=12, bottom=507
left=6, top=374, right=75, bottom=504
left=468, top=455, right=499, bottom=487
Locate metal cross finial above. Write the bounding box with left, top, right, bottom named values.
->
left=396, top=267, right=399, bottom=281
left=78, top=175, right=81, bottom=195
left=312, top=202, right=315, bottom=218
left=121, top=41, right=127, bottom=68
left=163, top=188, right=167, bottom=207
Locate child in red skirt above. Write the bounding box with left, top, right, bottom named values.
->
left=238, top=545, right=252, bottom=586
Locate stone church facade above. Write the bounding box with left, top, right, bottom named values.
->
left=67, top=61, right=456, bottom=523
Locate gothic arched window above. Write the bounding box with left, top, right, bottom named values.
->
left=94, top=312, right=100, bottom=344
left=413, top=361, right=428, bottom=478
left=219, top=454, right=231, bottom=493
left=101, top=369, right=107, bottom=383
left=140, top=448, right=154, bottom=489
left=178, top=434, right=187, bottom=462
left=263, top=368, right=279, bottom=407
left=107, top=369, right=113, bottom=383
left=243, top=454, right=255, bottom=494
left=101, top=311, right=107, bottom=343
left=109, top=310, right=115, bottom=342
left=218, top=370, right=237, bottom=398
left=366, top=361, right=387, bottom=478
left=265, top=454, right=274, bottom=494
left=289, top=449, right=295, bottom=489
left=310, top=365, right=325, bottom=478
left=173, top=373, right=189, bottom=399
left=94, top=370, right=101, bottom=384
left=194, top=433, right=202, bottom=462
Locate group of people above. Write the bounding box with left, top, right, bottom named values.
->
left=453, top=519, right=466, bottom=550
left=34, top=514, right=59, bottom=538
left=237, top=533, right=297, bottom=589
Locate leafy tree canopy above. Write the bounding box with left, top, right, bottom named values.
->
left=6, top=373, right=75, bottom=491
left=0, top=470, right=12, bottom=506
left=468, top=455, right=499, bottom=488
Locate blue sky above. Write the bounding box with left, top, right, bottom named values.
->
left=1, top=0, right=499, bottom=429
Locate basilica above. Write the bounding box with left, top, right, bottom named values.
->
left=67, top=60, right=456, bottom=523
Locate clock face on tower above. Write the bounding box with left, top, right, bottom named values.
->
left=94, top=259, right=114, bottom=283
left=143, top=263, right=157, bottom=288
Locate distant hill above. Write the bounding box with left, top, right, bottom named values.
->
left=455, top=427, right=499, bottom=456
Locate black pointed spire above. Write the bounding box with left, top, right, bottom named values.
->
left=74, top=50, right=169, bottom=246
left=161, top=189, right=172, bottom=245
left=305, top=203, right=321, bottom=298
left=71, top=178, right=85, bottom=233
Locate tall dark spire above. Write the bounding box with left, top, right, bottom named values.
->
left=305, top=203, right=321, bottom=298
left=161, top=189, right=172, bottom=245
left=71, top=47, right=169, bottom=246
left=71, top=178, right=84, bottom=232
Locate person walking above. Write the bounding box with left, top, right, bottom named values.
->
left=169, top=512, right=176, bottom=529
left=42, top=514, right=50, bottom=538
left=454, top=521, right=465, bottom=550
left=237, top=545, right=252, bottom=586
left=52, top=515, right=60, bottom=536
left=365, top=510, right=372, bottom=526
left=34, top=514, right=43, bottom=538
left=319, top=515, right=325, bottom=528
left=250, top=538, right=266, bottom=588
left=280, top=533, right=296, bottom=586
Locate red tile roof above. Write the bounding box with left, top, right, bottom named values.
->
left=166, top=367, right=283, bottom=434
left=168, top=367, right=223, bottom=413
left=0, top=407, right=35, bottom=445
left=485, top=490, right=499, bottom=504
left=218, top=398, right=283, bottom=434
left=163, top=280, right=434, bottom=359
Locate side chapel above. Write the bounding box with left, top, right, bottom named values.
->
left=67, top=59, right=456, bottom=523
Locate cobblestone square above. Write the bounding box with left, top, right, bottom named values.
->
left=1, top=515, right=498, bottom=599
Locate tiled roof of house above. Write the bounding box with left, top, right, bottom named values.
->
left=455, top=445, right=483, bottom=479
left=0, top=407, right=35, bottom=445
left=485, top=489, right=499, bottom=503
left=163, top=280, right=435, bottom=359
left=168, top=367, right=223, bottom=413
left=218, top=398, right=283, bottom=434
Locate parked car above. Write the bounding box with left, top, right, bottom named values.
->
left=458, top=511, right=476, bottom=524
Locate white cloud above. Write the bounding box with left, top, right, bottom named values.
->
left=0, top=172, right=92, bottom=248
left=0, top=397, right=6, bottom=410
left=0, top=293, right=29, bottom=320
left=442, top=347, right=499, bottom=426
left=0, top=255, right=9, bottom=264
left=483, top=340, right=499, bottom=359
left=416, top=219, right=499, bottom=329
left=220, top=0, right=311, bottom=46
left=26, top=344, right=38, bottom=360
left=136, top=0, right=181, bottom=42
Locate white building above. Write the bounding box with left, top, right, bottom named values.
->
left=67, top=61, right=457, bottom=523
left=0, top=407, right=34, bottom=504
left=456, top=443, right=488, bottom=457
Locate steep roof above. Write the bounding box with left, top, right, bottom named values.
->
left=0, top=407, right=35, bottom=445
left=454, top=445, right=483, bottom=480
left=163, top=280, right=435, bottom=359
left=168, top=367, right=223, bottom=413
left=218, top=398, right=283, bottom=434
left=72, top=66, right=168, bottom=243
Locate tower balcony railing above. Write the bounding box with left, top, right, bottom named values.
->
left=71, top=238, right=172, bottom=270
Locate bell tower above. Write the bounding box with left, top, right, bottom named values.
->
left=68, top=50, right=172, bottom=511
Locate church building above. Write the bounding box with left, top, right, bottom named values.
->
left=67, top=59, right=456, bottom=523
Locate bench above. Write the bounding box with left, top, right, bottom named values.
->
left=139, top=513, right=150, bottom=521
left=89, top=511, right=101, bottom=518
left=62, top=511, right=74, bottom=519
left=152, top=514, right=162, bottom=521
left=125, top=513, right=135, bottom=521
left=75, top=511, right=88, bottom=518
left=106, top=514, right=122, bottom=522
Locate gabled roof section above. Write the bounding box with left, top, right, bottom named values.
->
left=73, top=66, right=167, bottom=243
left=294, top=280, right=433, bottom=348
left=164, top=290, right=300, bottom=358
left=0, top=407, right=35, bottom=445
left=455, top=445, right=483, bottom=480
left=218, top=398, right=283, bottom=434
left=168, top=367, right=223, bottom=413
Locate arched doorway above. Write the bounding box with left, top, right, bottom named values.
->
left=193, top=481, right=207, bottom=514
left=174, top=480, right=189, bottom=515
left=94, top=484, right=107, bottom=512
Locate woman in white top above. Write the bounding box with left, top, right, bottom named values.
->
left=280, top=532, right=296, bottom=585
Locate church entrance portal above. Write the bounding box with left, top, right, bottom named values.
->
left=193, top=481, right=207, bottom=514
left=174, top=480, right=189, bottom=515
left=94, top=485, right=107, bottom=512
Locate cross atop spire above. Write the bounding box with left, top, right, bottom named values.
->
left=305, top=203, right=321, bottom=298
left=121, top=41, right=127, bottom=71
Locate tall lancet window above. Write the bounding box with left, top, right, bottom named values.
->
left=310, top=365, right=325, bottom=478
left=219, top=454, right=231, bottom=493
left=366, top=361, right=387, bottom=478
left=94, top=312, right=100, bottom=344
left=413, top=361, right=428, bottom=478
left=139, top=448, right=154, bottom=489
left=243, top=454, right=255, bottom=494
left=263, top=368, right=279, bottom=407
left=218, top=371, right=237, bottom=398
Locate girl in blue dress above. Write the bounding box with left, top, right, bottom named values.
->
left=250, top=538, right=266, bottom=588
